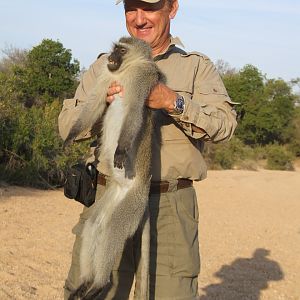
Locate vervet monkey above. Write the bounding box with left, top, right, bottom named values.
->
left=65, top=37, right=165, bottom=300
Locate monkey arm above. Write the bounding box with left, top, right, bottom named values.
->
left=113, top=93, right=147, bottom=172
left=58, top=56, right=107, bottom=141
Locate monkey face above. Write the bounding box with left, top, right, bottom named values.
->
left=107, top=45, right=128, bottom=72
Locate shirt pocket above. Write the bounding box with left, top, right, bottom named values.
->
left=195, top=84, right=240, bottom=111
left=196, top=83, right=229, bottom=96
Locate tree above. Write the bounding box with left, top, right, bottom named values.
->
left=288, top=107, right=300, bottom=156
left=223, top=65, right=296, bottom=146
left=264, top=79, right=296, bottom=143
left=12, top=39, right=80, bottom=106
left=0, top=40, right=87, bottom=187
left=215, top=59, right=237, bottom=76
left=0, top=46, right=27, bottom=73
left=223, top=65, right=265, bottom=144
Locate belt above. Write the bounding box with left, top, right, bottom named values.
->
left=97, top=174, right=193, bottom=194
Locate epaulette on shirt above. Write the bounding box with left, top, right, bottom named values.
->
left=170, top=46, right=210, bottom=61
left=180, top=51, right=210, bottom=60
left=97, top=52, right=107, bottom=59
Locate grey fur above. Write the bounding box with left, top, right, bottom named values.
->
left=66, top=37, right=165, bottom=300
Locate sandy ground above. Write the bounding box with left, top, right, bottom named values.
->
left=0, top=169, right=300, bottom=300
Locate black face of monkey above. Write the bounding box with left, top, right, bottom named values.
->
left=107, top=45, right=128, bottom=72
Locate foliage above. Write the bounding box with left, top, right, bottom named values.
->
left=265, top=144, right=294, bottom=171
left=0, top=40, right=87, bottom=188
left=223, top=65, right=297, bottom=146
left=0, top=100, right=90, bottom=187
left=1, top=40, right=299, bottom=188
left=11, top=39, right=80, bottom=107
left=204, top=138, right=296, bottom=171
left=204, top=137, right=256, bottom=170
left=215, top=59, right=237, bottom=76
left=287, top=107, right=300, bottom=156
left=0, top=46, right=28, bottom=73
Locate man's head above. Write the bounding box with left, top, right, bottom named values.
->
left=117, top=0, right=178, bottom=56
left=116, top=0, right=174, bottom=5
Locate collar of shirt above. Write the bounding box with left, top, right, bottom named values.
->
left=153, top=36, right=185, bottom=61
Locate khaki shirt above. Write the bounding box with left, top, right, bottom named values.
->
left=58, top=37, right=237, bottom=181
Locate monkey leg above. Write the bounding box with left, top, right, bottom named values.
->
left=113, top=146, right=127, bottom=169
left=114, top=147, right=137, bottom=179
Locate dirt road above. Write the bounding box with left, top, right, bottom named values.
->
left=0, top=169, right=299, bottom=299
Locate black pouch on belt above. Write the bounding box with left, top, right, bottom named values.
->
left=64, top=163, right=98, bottom=207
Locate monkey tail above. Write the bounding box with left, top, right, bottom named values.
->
left=140, top=206, right=150, bottom=300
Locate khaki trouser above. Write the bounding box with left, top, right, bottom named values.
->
left=64, top=184, right=200, bottom=300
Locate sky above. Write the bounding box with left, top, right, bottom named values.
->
left=0, top=0, right=299, bottom=83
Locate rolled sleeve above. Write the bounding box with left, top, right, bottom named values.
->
left=173, top=55, right=238, bottom=142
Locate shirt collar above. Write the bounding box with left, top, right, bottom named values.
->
left=153, top=36, right=185, bottom=60
left=170, top=36, right=185, bottom=48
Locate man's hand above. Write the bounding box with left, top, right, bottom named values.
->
left=106, top=81, right=124, bottom=103
left=106, top=82, right=176, bottom=113
left=146, top=83, right=177, bottom=112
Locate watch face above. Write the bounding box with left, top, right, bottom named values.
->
left=175, top=95, right=185, bottom=113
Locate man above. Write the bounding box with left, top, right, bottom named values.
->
left=58, top=0, right=237, bottom=299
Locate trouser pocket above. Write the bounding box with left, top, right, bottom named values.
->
left=149, top=187, right=200, bottom=277
left=170, top=187, right=200, bottom=277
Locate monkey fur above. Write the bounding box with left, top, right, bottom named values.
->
left=65, top=37, right=165, bottom=300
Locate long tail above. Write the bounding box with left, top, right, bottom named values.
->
left=79, top=180, right=134, bottom=284
left=140, top=207, right=150, bottom=300
left=76, top=175, right=149, bottom=294
left=70, top=111, right=153, bottom=299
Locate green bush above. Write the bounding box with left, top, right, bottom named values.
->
left=266, top=144, right=294, bottom=171
left=204, top=137, right=256, bottom=170
left=204, top=138, right=297, bottom=171
left=0, top=100, right=91, bottom=188
left=2, top=40, right=299, bottom=188
left=287, top=140, right=300, bottom=157
left=0, top=39, right=86, bottom=188
left=223, top=66, right=296, bottom=146
left=214, top=147, right=234, bottom=169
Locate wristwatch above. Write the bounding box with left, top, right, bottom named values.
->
left=172, top=94, right=185, bottom=115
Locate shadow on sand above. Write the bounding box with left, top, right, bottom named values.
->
left=200, top=248, right=284, bottom=300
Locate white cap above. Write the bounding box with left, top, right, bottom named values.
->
left=116, top=0, right=161, bottom=4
